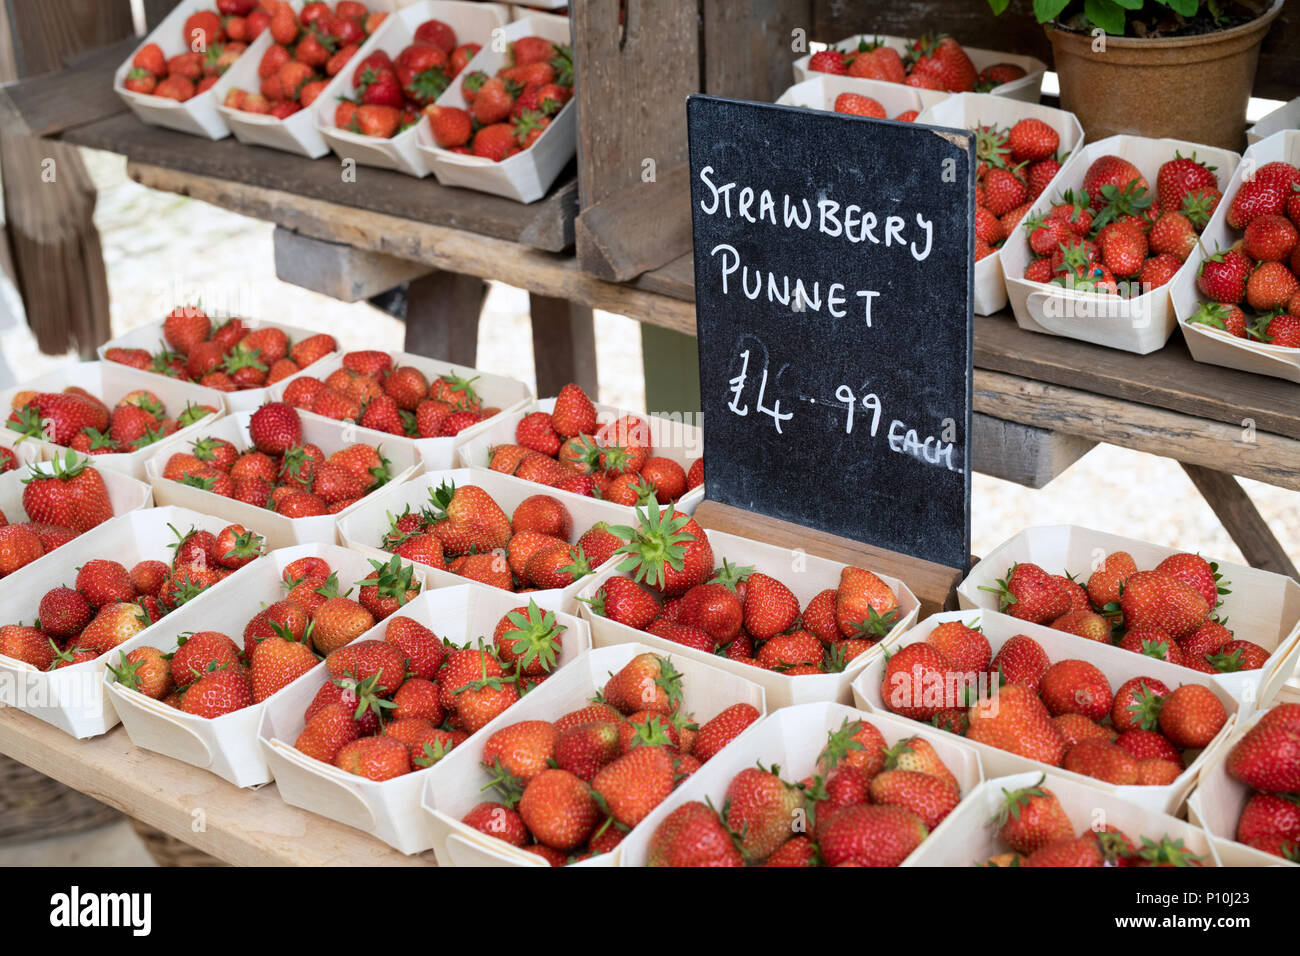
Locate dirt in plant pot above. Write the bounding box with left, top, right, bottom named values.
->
left=1055, top=0, right=1268, bottom=39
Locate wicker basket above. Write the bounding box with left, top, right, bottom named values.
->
left=0, top=754, right=121, bottom=846
left=127, top=819, right=227, bottom=867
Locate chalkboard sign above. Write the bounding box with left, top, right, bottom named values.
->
left=687, top=94, right=973, bottom=571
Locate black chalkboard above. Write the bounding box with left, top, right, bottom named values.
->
left=687, top=94, right=973, bottom=571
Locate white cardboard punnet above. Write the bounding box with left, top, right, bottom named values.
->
left=776, top=73, right=934, bottom=115
left=906, top=770, right=1218, bottom=866
left=0, top=361, right=227, bottom=479
left=576, top=528, right=920, bottom=709
left=144, top=409, right=420, bottom=549
left=916, top=93, right=1086, bottom=316
left=315, top=1, right=509, bottom=177
left=454, top=397, right=705, bottom=514
left=619, top=702, right=983, bottom=867
left=1170, top=130, right=1300, bottom=383
left=852, top=609, right=1239, bottom=815
left=337, top=467, right=635, bottom=614
left=957, top=525, right=1300, bottom=708
left=1000, top=135, right=1240, bottom=354
left=1246, top=97, right=1300, bottom=147
left=791, top=34, right=1047, bottom=103
left=420, top=643, right=767, bottom=866
left=414, top=15, right=576, bottom=202
left=0, top=507, right=250, bottom=738
left=105, top=544, right=420, bottom=786
left=257, top=583, right=590, bottom=854
left=267, top=350, right=532, bottom=470
left=98, top=317, right=338, bottom=413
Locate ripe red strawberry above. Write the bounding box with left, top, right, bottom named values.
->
left=553, top=720, right=622, bottom=782
left=1227, top=164, right=1299, bottom=230
left=733, top=572, right=794, bottom=639
left=807, top=49, right=847, bottom=74
left=248, top=401, right=302, bottom=455
left=833, top=91, right=885, bottom=117
left=481, top=719, right=558, bottom=787
left=518, top=768, right=599, bottom=850
left=1119, top=628, right=1183, bottom=665
left=906, top=33, right=975, bottom=92
left=1111, top=676, right=1170, bottom=733
left=1082, top=155, right=1148, bottom=210
left=647, top=801, right=744, bottom=866
left=1256, top=311, right=1300, bottom=346
left=881, top=642, right=951, bottom=721
left=1158, top=684, right=1227, bottom=749
left=836, top=565, right=899, bottom=638
left=1022, top=835, right=1104, bottom=867
left=1086, top=550, right=1136, bottom=608
left=493, top=601, right=564, bottom=675
left=869, top=768, right=959, bottom=830
left=1119, top=570, right=1209, bottom=640
left=602, top=652, right=682, bottom=716
left=1226, top=706, right=1300, bottom=793
left=1197, top=248, right=1252, bottom=303
left=106, top=646, right=173, bottom=700
left=515, top=412, right=561, bottom=456
left=0, top=624, right=55, bottom=668
left=1157, top=152, right=1218, bottom=214
left=249, top=635, right=317, bottom=703
left=162, top=304, right=211, bottom=355
left=592, top=745, right=677, bottom=828
left=690, top=702, right=760, bottom=763
left=180, top=666, right=254, bottom=719
left=725, top=765, right=805, bottom=862
left=1115, top=728, right=1182, bottom=765
left=611, top=506, right=712, bottom=597
left=1007, top=118, right=1058, bottom=163
left=1063, top=738, right=1139, bottom=784
left=756, top=629, right=824, bottom=670
left=37, top=586, right=93, bottom=638
left=21, top=452, right=113, bottom=533
left=1243, top=212, right=1298, bottom=262
left=1154, top=552, right=1224, bottom=609
left=820, top=803, right=928, bottom=867
left=987, top=633, right=1049, bottom=691
left=170, top=630, right=240, bottom=688
left=995, top=779, right=1073, bottom=854
left=1051, top=609, right=1110, bottom=644
left=981, top=562, right=1069, bottom=624
left=676, top=581, right=742, bottom=643
left=1140, top=252, right=1183, bottom=290
left=1039, top=659, right=1113, bottom=722
left=426, top=481, right=512, bottom=555
left=925, top=620, right=991, bottom=673
left=968, top=683, right=1067, bottom=765
left=334, top=736, right=411, bottom=781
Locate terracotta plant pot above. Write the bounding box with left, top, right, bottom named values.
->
left=1046, top=0, right=1283, bottom=151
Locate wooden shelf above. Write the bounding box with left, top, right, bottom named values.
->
left=0, top=707, right=432, bottom=866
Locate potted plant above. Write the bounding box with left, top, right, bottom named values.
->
left=988, top=0, right=1284, bottom=149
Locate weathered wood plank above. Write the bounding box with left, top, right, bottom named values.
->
left=530, top=293, right=597, bottom=398
left=127, top=161, right=700, bottom=335
left=62, top=112, right=578, bottom=251
left=573, top=164, right=691, bottom=282
left=971, top=413, right=1096, bottom=489
left=0, top=709, right=432, bottom=866
left=973, top=370, right=1300, bottom=491
left=2, top=37, right=134, bottom=136
left=703, top=0, right=812, bottom=102
left=272, top=227, right=430, bottom=302
left=403, top=271, right=486, bottom=368
left=5, top=0, right=134, bottom=77
left=1180, top=463, right=1300, bottom=580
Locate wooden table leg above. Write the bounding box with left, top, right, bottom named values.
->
left=641, top=323, right=700, bottom=416
left=529, top=293, right=597, bottom=398
left=1181, top=462, right=1299, bottom=581
left=403, top=270, right=487, bottom=367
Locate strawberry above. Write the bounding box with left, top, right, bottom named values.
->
left=906, top=33, right=975, bottom=92
left=820, top=803, right=927, bottom=867
left=0, top=525, right=42, bottom=575
left=426, top=480, right=512, bottom=554
left=1157, top=152, right=1218, bottom=213
left=1119, top=570, right=1209, bottom=640
left=0, top=624, right=55, bottom=668
left=461, top=802, right=528, bottom=847
left=518, top=768, right=598, bottom=850
left=1227, top=164, right=1298, bottom=230
left=1225, top=706, right=1300, bottom=793
left=334, top=736, right=410, bottom=781
left=181, top=667, right=254, bottom=719
left=324, top=639, right=404, bottom=695
left=1197, top=248, right=1252, bottom=303
left=1051, top=609, right=1110, bottom=643
left=676, top=582, right=742, bottom=643
left=37, top=586, right=93, bottom=637
left=881, top=642, right=951, bottom=721
left=1119, top=628, right=1183, bottom=665
left=611, top=505, right=712, bottom=597
left=832, top=91, right=885, bottom=117
left=847, top=42, right=905, bottom=82
left=1116, top=728, right=1182, bottom=765
left=1085, top=550, right=1136, bottom=608
left=310, top=597, right=376, bottom=656
left=806, top=49, right=847, bottom=75
left=1243, top=212, right=1298, bottom=262
left=1140, top=252, right=1183, bottom=289
left=1154, top=552, right=1225, bottom=609
left=725, top=765, right=805, bottom=862
left=574, top=522, right=624, bottom=566
left=295, top=703, right=363, bottom=765
left=1111, top=676, right=1170, bottom=733
left=248, top=401, right=302, bottom=455
left=691, top=702, right=760, bottom=763
left=602, top=652, right=682, bottom=716
left=162, top=304, right=211, bottom=355
left=1063, top=738, right=1139, bottom=784
left=647, top=801, right=744, bottom=866
left=1158, top=684, right=1227, bottom=749
left=980, top=562, right=1069, bottom=624
left=994, top=778, right=1074, bottom=854
left=1255, top=312, right=1300, bottom=346
left=493, top=600, right=564, bottom=675
left=756, top=629, right=824, bottom=670
left=730, top=572, right=794, bottom=639
left=1098, top=221, right=1147, bottom=278
left=869, top=768, right=959, bottom=829
left=21, top=451, right=113, bottom=533
left=1236, top=793, right=1300, bottom=847
left=106, top=647, right=173, bottom=700
left=1022, top=835, right=1104, bottom=867
left=77, top=602, right=147, bottom=656
left=967, top=683, right=1067, bottom=765
left=170, top=630, right=241, bottom=688
left=592, top=745, right=676, bottom=829
left=925, top=620, right=990, bottom=673
left=550, top=383, right=597, bottom=438
left=1082, top=155, right=1148, bottom=210
left=250, top=635, right=318, bottom=703
left=1212, top=639, right=1269, bottom=672
left=835, top=565, right=899, bottom=638
left=553, top=721, right=622, bottom=782
left=481, top=720, right=558, bottom=788
left=1007, top=117, right=1058, bottom=163
left=1039, top=659, right=1113, bottom=721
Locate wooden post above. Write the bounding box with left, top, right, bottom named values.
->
left=1180, top=463, right=1300, bottom=581
left=402, top=270, right=487, bottom=368
left=529, top=293, right=597, bottom=398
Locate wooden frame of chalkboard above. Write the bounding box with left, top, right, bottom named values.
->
left=685, top=94, right=974, bottom=614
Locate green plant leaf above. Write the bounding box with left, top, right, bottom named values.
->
left=1085, top=0, right=1128, bottom=33
left=1033, top=0, right=1073, bottom=23
left=987, top=0, right=1012, bottom=13
left=1166, top=0, right=1200, bottom=15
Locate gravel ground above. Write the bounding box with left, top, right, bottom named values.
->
left=0, top=147, right=1296, bottom=568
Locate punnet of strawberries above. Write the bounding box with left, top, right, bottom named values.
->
left=808, top=32, right=1025, bottom=93
left=292, top=597, right=577, bottom=784
left=222, top=1, right=387, bottom=119
left=0, top=452, right=120, bottom=580
left=423, top=34, right=573, bottom=161
left=159, top=402, right=394, bottom=517
left=0, top=520, right=264, bottom=672
left=977, top=776, right=1205, bottom=867
left=377, top=480, right=628, bottom=593
left=107, top=552, right=419, bottom=717
left=1221, top=703, right=1300, bottom=862
left=121, top=1, right=264, bottom=102
left=973, top=118, right=1068, bottom=261
left=6, top=383, right=217, bottom=457
left=494, top=384, right=702, bottom=505
left=830, top=92, right=917, bottom=124
left=585, top=506, right=902, bottom=674
left=1187, top=159, right=1300, bottom=348
left=1021, top=151, right=1220, bottom=296
left=281, top=350, right=501, bottom=439
left=879, top=619, right=1229, bottom=788
left=648, top=718, right=963, bottom=867
left=104, top=305, right=337, bottom=393
left=328, top=16, right=486, bottom=139
left=984, top=552, right=1267, bottom=675
left=450, top=652, right=761, bottom=865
